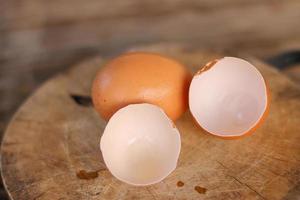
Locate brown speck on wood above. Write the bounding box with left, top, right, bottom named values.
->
left=177, top=181, right=184, bottom=187
left=76, top=170, right=99, bottom=180
left=194, top=186, right=207, bottom=194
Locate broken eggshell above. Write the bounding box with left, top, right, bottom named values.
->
left=189, top=57, right=269, bottom=139
left=100, top=103, right=181, bottom=186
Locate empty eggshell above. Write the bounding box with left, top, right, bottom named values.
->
left=100, top=103, right=181, bottom=186
left=189, top=57, right=269, bottom=138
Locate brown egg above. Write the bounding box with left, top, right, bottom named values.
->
left=92, top=52, right=191, bottom=121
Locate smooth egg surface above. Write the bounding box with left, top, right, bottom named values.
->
left=92, top=52, right=191, bottom=121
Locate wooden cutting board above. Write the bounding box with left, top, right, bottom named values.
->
left=1, top=45, right=300, bottom=200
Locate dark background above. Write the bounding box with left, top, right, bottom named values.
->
left=1, top=0, right=300, bottom=199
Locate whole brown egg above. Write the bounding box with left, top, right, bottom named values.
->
left=92, top=52, right=191, bottom=121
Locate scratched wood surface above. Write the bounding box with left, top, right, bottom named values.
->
left=1, top=45, right=299, bottom=200
left=1, top=1, right=300, bottom=199
left=2, top=1, right=300, bottom=150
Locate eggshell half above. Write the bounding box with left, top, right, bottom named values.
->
left=100, top=103, right=181, bottom=186
left=189, top=57, right=269, bottom=138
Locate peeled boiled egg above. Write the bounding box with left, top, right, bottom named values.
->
left=189, top=57, right=269, bottom=138
left=92, top=52, right=191, bottom=121
left=100, top=103, right=181, bottom=186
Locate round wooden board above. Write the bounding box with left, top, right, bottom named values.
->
left=1, top=45, right=300, bottom=200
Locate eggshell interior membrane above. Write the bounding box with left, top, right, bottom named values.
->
left=100, top=103, right=181, bottom=186
left=189, top=57, right=268, bottom=137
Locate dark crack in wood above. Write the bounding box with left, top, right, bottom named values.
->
left=244, top=183, right=267, bottom=200
left=70, top=94, right=93, bottom=107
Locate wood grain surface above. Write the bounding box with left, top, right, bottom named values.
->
left=1, top=45, right=299, bottom=200
left=1, top=1, right=300, bottom=199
